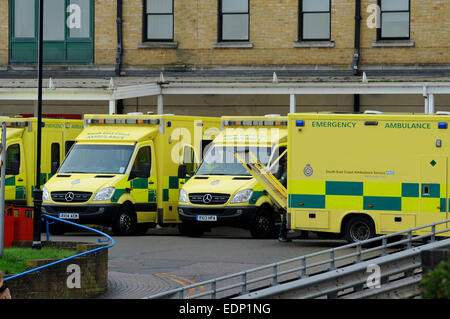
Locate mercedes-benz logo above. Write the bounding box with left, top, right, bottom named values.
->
left=202, top=194, right=213, bottom=204
left=65, top=192, right=75, bottom=202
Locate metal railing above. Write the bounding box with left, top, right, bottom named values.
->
left=4, top=214, right=115, bottom=282
left=147, top=219, right=450, bottom=299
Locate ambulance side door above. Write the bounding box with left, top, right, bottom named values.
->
left=418, top=156, right=448, bottom=233
left=5, top=142, right=26, bottom=205
left=128, top=142, right=157, bottom=221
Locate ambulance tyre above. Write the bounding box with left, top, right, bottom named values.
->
left=344, top=215, right=376, bottom=244
left=113, top=205, right=137, bottom=236
left=250, top=208, right=277, bottom=239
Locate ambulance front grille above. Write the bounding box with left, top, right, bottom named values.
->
left=51, top=191, right=93, bottom=203
left=189, top=193, right=230, bottom=205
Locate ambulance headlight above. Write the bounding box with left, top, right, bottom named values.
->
left=43, top=187, right=50, bottom=201
left=179, top=188, right=188, bottom=203
left=93, top=187, right=115, bottom=201
left=230, top=189, right=253, bottom=204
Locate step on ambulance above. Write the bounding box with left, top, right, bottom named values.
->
left=0, top=117, right=84, bottom=207
left=177, top=116, right=288, bottom=238
left=41, top=114, right=221, bottom=235
left=238, top=113, right=450, bottom=243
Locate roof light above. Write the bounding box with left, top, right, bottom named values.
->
left=438, top=122, right=448, bottom=129
left=296, top=120, right=305, bottom=127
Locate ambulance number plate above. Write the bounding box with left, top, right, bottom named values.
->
left=58, top=213, right=79, bottom=220
left=196, top=215, right=217, bottom=222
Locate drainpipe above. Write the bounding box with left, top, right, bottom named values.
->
left=353, top=0, right=362, bottom=113
left=115, top=0, right=123, bottom=77
left=352, top=0, right=361, bottom=76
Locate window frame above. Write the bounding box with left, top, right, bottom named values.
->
left=298, top=0, right=332, bottom=42
left=9, top=0, right=95, bottom=64
left=143, top=0, right=175, bottom=42
left=6, top=144, right=21, bottom=176
left=377, top=0, right=411, bottom=41
left=218, top=0, right=250, bottom=42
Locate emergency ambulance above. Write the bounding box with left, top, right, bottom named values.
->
left=177, top=116, right=287, bottom=238
left=0, top=117, right=83, bottom=207
left=238, top=113, right=450, bottom=243
left=41, top=114, right=221, bottom=235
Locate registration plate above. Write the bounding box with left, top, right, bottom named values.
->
left=58, top=213, right=79, bottom=220
left=196, top=215, right=217, bottom=222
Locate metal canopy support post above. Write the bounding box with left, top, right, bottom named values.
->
left=157, top=94, right=164, bottom=114
left=109, top=99, right=117, bottom=115
left=429, top=93, right=435, bottom=114
left=289, top=94, right=296, bottom=114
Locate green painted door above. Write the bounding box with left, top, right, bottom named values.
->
left=9, top=0, right=94, bottom=64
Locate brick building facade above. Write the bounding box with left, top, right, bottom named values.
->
left=0, top=0, right=449, bottom=116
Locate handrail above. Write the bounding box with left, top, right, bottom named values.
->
left=147, top=218, right=450, bottom=299
left=4, top=214, right=115, bottom=282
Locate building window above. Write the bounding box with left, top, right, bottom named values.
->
left=378, top=0, right=410, bottom=40
left=144, top=0, right=174, bottom=41
left=219, top=0, right=249, bottom=42
left=299, top=0, right=331, bottom=41
left=9, top=0, right=94, bottom=64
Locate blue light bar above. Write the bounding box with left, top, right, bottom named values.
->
left=438, top=122, right=448, bottom=129
left=296, top=120, right=305, bottom=127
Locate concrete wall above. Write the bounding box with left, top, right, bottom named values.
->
left=5, top=241, right=108, bottom=299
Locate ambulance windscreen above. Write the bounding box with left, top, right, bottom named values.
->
left=59, top=144, right=135, bottom=174
left=196, top=146, right=271, bottom=176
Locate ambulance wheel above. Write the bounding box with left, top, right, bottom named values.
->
left=250, top=209, right=277, bottom=239
left=344, top=216, right=375, bottom=243
left=113, top=205, right=137, bottom=236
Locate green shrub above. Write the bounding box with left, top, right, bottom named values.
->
left=420, top=260, right=450, bottom=299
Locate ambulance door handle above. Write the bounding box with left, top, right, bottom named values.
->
left=395, top=217, right=402, bottom=223
left=309, top=213, right=316, bottom=219
left=149, top=181, right=154, bottom=185
left=17, top=178, right=23, bottom=182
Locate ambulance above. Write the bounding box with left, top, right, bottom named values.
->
left=238, top=113, right=450, bottom=243
left=0, top=117, right=83, bottom=207
left=41, top=114, right=221, bottom=235
left=177, top=116, right=287, bottom=238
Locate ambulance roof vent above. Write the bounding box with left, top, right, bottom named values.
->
left=436, top=111, right=450, bottom=115
left=364, top=110, right=384, bottom=114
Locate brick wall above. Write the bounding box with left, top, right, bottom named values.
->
left=0, top=0, right=448, bottom=68
left=120, top=0, right=450, bottom=69
left=0, top=0, right=8, bottom=66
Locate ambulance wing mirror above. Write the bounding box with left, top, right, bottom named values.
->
left=178, top=164, right=187, bottom=179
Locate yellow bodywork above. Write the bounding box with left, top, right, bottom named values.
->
left=0, top=118, right=84, bottom=207
left=43, top=114, right=221, bottom=227
left=286, top=113, right=450, bottom=237
left=180, top=116, right=287, bottom=215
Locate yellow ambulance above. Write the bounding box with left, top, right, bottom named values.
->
left=177, top=116, right=287, bottom=238
left=41, top=114, right=221, bottom=235
left=239, top=113, right=450, bottom=242
left=0, top=117, right=83, bottom=207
